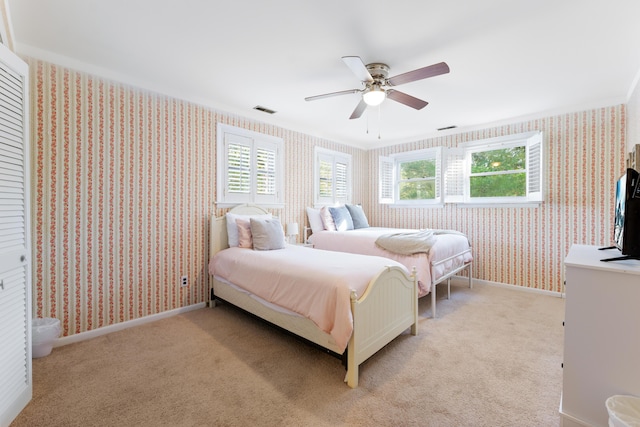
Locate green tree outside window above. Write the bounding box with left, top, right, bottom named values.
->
left=470, top=147, right=526, bottom=197
left=399, top=159, right=436, bottom=200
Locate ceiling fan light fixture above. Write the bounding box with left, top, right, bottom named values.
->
left=363, top=85, right=386, bottom=106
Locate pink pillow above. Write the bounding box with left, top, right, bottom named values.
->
left=320, top=206, right=337, bottom=231
left=236, top=218, right=253, bottom=248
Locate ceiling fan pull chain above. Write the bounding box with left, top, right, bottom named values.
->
left=366, top=110, right=369, bottom=134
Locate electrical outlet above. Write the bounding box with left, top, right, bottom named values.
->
left=180, top=275, right=188, bottom=287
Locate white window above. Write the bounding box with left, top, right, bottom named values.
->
left=379, top=147, right=442, bottom=206
left=314, top=147, right=352, bottom=206
left=444, top=131, right=543, bottom=205
left=216, top=124, right=284, bottom=208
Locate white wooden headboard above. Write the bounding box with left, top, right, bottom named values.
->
left=209, top=204, right=272, bottom=257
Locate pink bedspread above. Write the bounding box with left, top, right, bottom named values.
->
left=309, top=227, right=473, bottom=296
left=209, top=245, right=407, bottom=352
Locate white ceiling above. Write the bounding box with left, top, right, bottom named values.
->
left=7, top=0, right=640, bottom=149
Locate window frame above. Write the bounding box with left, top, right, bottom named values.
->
left=314, top=147, right=352, bottom=207
left=216, top=123, right=284, bottom=208
left=379, top=147, right=442, bottom=207
left=445, top=131, right=543, bottom=206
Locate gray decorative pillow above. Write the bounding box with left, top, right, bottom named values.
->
left=250, top=217, right=286, bottom=250
left=328, top=205, right=354, bottom=231
left=346, top=204, right=369, bottom=229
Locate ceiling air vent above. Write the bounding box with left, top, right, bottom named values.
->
left=253, top=105, right=277, bottom=114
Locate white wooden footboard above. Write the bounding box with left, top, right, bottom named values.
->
left=213, top=266, right=418, bottom=388
left=346, top=266, right=418, bottom=388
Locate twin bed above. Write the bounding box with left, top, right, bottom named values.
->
left=208, top=204, right=473, bottom=387
left=208, top=204, right=419, bottom=388
left=309, top=227, right=473, bottom=318
left=306, top=204, right=473, bottom=318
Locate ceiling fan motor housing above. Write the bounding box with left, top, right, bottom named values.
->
left=366, top=63, right=390, bottom=83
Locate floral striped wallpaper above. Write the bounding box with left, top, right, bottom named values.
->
left=365, top=108, right=626, bottom=293
left=27, top=56, right=629, bottom=338
left=27, top=58, right=366, bottom=337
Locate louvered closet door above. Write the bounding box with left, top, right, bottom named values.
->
left=0, top=42, right=31, bottom=427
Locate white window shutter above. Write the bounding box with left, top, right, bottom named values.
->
left=223, top=134, right=253, bottom=203
left=434, top=147, right=442, bottom=201
left=444, top=147, right=465, bottom=203
left=316, top=152, right=334, bottom=205
left=253, top=139, right=282, bottom=205
left=216, top=124, right=284, bottom=208
left=255, top=147, right=276, bottom=195
left=379, top=156, right=394, bottom=204
left=314, top=147, right=352, bottom=206
left=335, top=160, right=348, bottom=203
left=527, top=132, right=543, bottom=202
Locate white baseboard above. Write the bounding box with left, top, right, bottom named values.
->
left=559, top=410, right=595, bottom=427
left=450, top=275, right=564, bottom=298
left=53, top=302, right=207, bottom=348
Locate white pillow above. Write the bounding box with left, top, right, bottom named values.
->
left=250, top=217, right=286, bottom=250
left=226, top=212, right=271, bottom=247
left=306, top=207, right=324, bottom=234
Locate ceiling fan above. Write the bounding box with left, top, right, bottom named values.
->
left=305, top=56, right=450, bottom=119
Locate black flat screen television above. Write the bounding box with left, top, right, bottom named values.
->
left=601, top=168, right=640, bottom=261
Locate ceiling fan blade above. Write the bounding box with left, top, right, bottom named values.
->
left=349, top=99, right=368, bottom=120
left=387, top=62, right=450, bottom=87
left=386, top=89, right=428, bottom=110
left=305, top=89, right=360, bottom=102
left=342, top=56, right=374, bottom=82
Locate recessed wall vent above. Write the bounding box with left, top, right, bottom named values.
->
left=253, top=105, right=277, bottom=114
left=437, top=125, right=457, bottom=131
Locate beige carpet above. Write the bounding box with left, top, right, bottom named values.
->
left=12, top=282, right=565, bottom=427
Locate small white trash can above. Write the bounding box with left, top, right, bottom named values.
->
left=606, top=395, right=640, bottom=427
left=32, top=318, right=61, bottom=358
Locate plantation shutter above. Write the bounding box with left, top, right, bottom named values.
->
left=0, top=43, right=31, bottom=427
left=216, top=124, right=284, bottom=208
left=227, top=143, right=251, bottom=193
left=254, top=139, right=279, bottom=205
left=224, top=134, right=252, bottom=203
left=218, top=127, right=283, bottom=207
left=527, top=132, right=543, bottom=202
left=317, top=152, right=334, bottom=204
left=433, top=147, right=442, bottom=201
left=444, top=147, right=465, bottom=203
left=379, top=156, right=394, bottom=204
left=335, top=160, right=348, bottom=203
left=255, top=148, right=275, bottom=195
left=314, top=148, right=352, bottom=206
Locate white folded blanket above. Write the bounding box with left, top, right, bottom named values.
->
left=375, top=229, right=468, bottom=255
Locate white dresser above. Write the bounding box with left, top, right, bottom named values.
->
left=560, top=244, right=640, bottom=427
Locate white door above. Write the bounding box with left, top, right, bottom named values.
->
left=0, top=42, right=31, bottom=427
